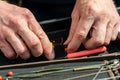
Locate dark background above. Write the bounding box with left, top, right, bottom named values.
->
left=8, top=0, right=120, bottom=21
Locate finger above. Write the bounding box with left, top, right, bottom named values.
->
left=6, top=32, right=30, bottom=60
left=67, top=15, right=94, bottom=53
left=21, top=9, right=54, bottom=59
left=104, top=21, right=114, bottom=45
left=14, top=19, right=43, bottom=58
left=111, top=22, right=120, bottom=41
left=28, top=18, right=55, bottom=60
left=84, top=17, right=109, bottom=49
left=0, top=40, right=16, bottom=59
left=37, top=31, right=55, bottom=60
left=19, top=28, right=43, bottom=57
left=64, top=1, right=80, bottom=44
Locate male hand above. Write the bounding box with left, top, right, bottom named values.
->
left=65, top=0, right=120, bottom=53
left=0, top=1, right=54, bottom=60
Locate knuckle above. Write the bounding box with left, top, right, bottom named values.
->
left=96, top=13, right=109, bottom=22
left=34, top=52, right=43, bottom=57
left=37, top=31, right=46, bottom=39
left=94, top=39, right=104, bottom=45
left=82, top=6, right=95, bottom=20
left=33, top=51, right=42, bottom=57
left=75, top=31, right=86, bottom=39
left=6, top=52, right=16, bottom=59
left=88, top=7, right=95, bottom=14
left=29, top=39, right=39, bottom=48
left=71, top=12, right=76, bottom=19
left=6, top=55, right=14, bottom=59
left=17, top=48, right=27, bottom=55
left=21, top=54, right=31, bottom=60
left=115, top=17, right=120, bottom=23
left=0, top=42, right=6, bottom=49
left=96, top=14, right=109, bottom=24
left=23, top=8, right=32, bottom=18
left=100, top=14, right=109, bottom=20
left=33, top=48, right=43, bottom=57
left=23, top=8, right=30, bottom=13
left=70, top=29, right=75, bottom=35
left=86, top=5, right=96, bottom=16
left=111, top=36, right=116, bottom=41
left=112, top=16, right=117, bottom=20
left=0, top=38, right=8, bottom=48
left=104, top=41, right=109, bottom=46
left=10, top=16, right=24, bottom=25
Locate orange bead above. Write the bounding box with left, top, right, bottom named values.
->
left=0, top=76, right=3, bottom=80
left=51, top=42, right=55, bottom=48
left=7, top=71, right=13, bottom=76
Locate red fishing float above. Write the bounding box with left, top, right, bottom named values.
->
left=0, top=76, right=3, bottom=80
left=7, top=71, right=13, bottom=76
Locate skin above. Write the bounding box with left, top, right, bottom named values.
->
left=65, top=0, right=120, bottom=53
left=0, top=0, right=119, bottom=60
left=0, top=1, right=54, bottom=60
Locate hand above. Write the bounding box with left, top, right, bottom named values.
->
left=65, top=0, right=120, bottom=53
left=0, top=1, right=54, bottom=60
